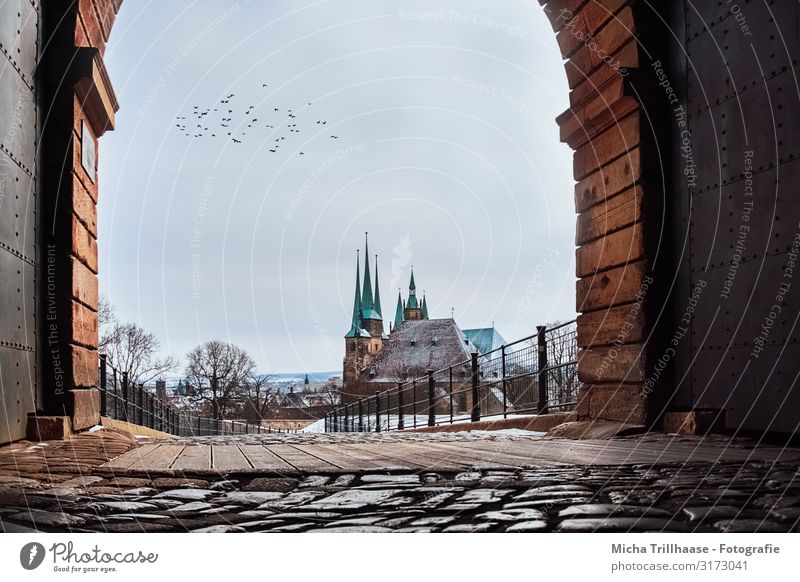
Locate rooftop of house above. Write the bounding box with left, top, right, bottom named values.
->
left=364, top=318, right=477, bottom=382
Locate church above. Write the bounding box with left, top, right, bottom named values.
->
left=343, top=234, right=505, bottom=397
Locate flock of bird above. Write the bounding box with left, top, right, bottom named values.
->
left=174, top=85, right=341, bottom=156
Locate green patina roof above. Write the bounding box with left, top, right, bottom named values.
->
left=421, top=294, right=429, bottom=319
left=462, top=327, right=506, bottom=354
left=406, top=269, right=419, bottom=309
left=373, top=255, right=383, bottom=318
left=361, top=233, right=376, bottom=316
left=394, top=290, right=404, bottom=329
left=345, top=251, right=366, bottom=338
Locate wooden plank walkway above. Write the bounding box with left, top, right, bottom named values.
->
left=99, top=437, right=800, bottom=475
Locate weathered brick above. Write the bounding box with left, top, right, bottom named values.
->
left=69, top=388, right=100, bottom=430
left=565, top=7, right=636, bottom=89
left=576, top=260, right=647, bottom=312
left=578, top=344, right=646, bottom=384
left=576, top=222, right=644, bottom=278
left=577, top=302, right=645, bottom=348
left=543, top=0, right=590, bottom=33
left=73, top=179, right=98, bottom=236
left=72, top=215, right=98, bottom=273
left=588, top=383, right=646, bottom=423
left=575, top=148, right=641, bottom=213
left=576, top=185, right=642, bottom=245
left=71, top=257, right=98, bottom=309
left=573, top=113, right=639, bottom=180
left=68, top=344, right=99, bottom=389
left=556, top=0, right=629, bottom=58
left=70, top=299, right=98, bottom=349
left=570, top=41, right=639, bottom=107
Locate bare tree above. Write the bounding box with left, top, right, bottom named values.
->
left=243, top=373, right=274, bottom=420
left=98, top=295, right=124, bottom=353
left=528, top=321, right=579, bottom=405
left=319, top=379, right=341, bottom=406
left=185, top=341, right=256, bottom=420
left=104, top=322, right=178, bottom=385
left=386, top=361, right=428, bottom=383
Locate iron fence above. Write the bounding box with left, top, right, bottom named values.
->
left=324, top=320, right=579, bottom=432
left=98, top=355, right=294, bottom=436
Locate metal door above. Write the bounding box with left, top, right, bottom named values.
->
left=0, top=0, right=39, bottom=443
left=670, top=1, right=800, bottom=433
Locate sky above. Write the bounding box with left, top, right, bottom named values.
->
left=100, top=0, right=575, bottom=375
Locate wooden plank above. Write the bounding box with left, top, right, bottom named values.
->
left=292, top=444, right=393, bottom=471
left=238, top=445, right=297, bottom=472
left=129, top=444, right=185, bottom=470
left=212, top=445, right=251, bottom=471
left=266, top=444, right=340, bottom=471
left=103, top=444, right=159, bottom=469
left=368, top=442, right=478, bottom=471
left=171, top=445, right=211, bottom=471
left=341, top=443, right=452, bottom=469
left=410, top=441, right=548, bottom=469
left=330, top=443, right=429, bottom=470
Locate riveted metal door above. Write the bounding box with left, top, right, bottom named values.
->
left=669, top=1, right=800, bottom=434
left=0, top=0, right=39, bottom=443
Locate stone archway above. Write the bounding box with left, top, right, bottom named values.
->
left=14, top=0, right=671, bottom=440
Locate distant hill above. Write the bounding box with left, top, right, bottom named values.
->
left=269, top=371, right=340, bottom=383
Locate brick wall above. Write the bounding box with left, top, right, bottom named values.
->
left=39, top=0, right=121, bottom=431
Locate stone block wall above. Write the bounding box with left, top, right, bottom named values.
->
left=39, top=0, right=120, bottom=430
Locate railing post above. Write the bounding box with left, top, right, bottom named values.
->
left=122, top=372, right=129, bottom=422
left=343, top=403, right=349, bottom=433
left=471, top=352, right=480, bottom=422
left=449, top=367, right=454, bottom=424
left=375, top=392, right=381, bottom=433
left=397, top=383, right=404, bottom=430
left=324, top=413, right=328, bottom=433
left=137, top=385, right=144, bottom=426
left=358, top=399, right=364, bottom=432
left=412, top=380, right=417, bottom=429
left=332, top=409, right=338, bottom=433
left=99, top=354, right=107, bottom=417
left=502, top=345, right=508, bottom=419
left=112, top=369, right=118, bottom=419
left=427, top=370, right=435, bottom=427
left=197, top=415, right=201, bottom=436
left=537, top=325, right=549, bottom=414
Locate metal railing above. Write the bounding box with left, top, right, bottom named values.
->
left=324, top=320, right=579, bottom=432
left=98, top=355, right=295, bottom=436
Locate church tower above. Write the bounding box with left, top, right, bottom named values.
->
left=403, top=269, right=424, bottom=321
left=343, top=234, right=385, bottom=387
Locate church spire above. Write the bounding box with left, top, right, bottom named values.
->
left=373, top=255, right=383, bottom=318
left=345, top=250, right=363, bottom=337
left=407, top=267, right=419, bottom=309
left=421, top=292, right=429, bottom=319
left=361, top=233, right=374, bottom=312
left=394, top=289, right=404, bottom=329
left=360, top=232, right=380, bottom=320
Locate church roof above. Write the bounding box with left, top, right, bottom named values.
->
left=463, top=327, right=506, bottom=354
left=364, top=318, right=476, bottom=382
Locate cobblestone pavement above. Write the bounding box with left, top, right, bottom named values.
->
left=1, top=430, right=799, bottom=533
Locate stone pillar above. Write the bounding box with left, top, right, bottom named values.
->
left=542, top=1, right=659, bottom=427
left=37, top=0, right=120, bottom=435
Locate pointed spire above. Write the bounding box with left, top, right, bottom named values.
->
left=421, top=292, right=429, bottom=319
left=373, top=254, right=383, bottom=318
left=407, top=267, right=419, bottom=309
left=394, top=289, right=404, bottom=330
left=345, top=250, right=363, bottom=337
left=361, top=233, right=375, bottom=313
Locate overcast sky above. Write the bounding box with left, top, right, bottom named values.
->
left=100, top=0, right=574, bottom=374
